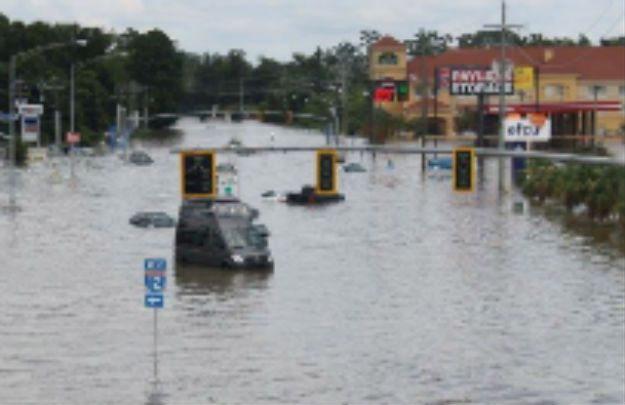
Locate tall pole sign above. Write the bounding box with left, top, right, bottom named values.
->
left=144, top=258, right=166, bottom=383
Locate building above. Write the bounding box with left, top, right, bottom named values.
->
left=369, top=35, right=625, bottom=138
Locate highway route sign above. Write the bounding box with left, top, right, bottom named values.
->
left=145, top=293, right=164, bottom=308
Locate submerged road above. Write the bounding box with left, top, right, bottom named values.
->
left=0, top=118, right=623, bottom=404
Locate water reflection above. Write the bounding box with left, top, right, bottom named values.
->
left=175, top=264, right=273, bottom=296
left=145, top=380, right=167, bottom=405
left=535, top=202, right=625, bottom=256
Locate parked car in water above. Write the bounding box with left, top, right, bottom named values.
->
left=342, top=162, right=366, bottom=172
left=261, top=190, right=287, bottom=202
left=129, top=150, right=153, bottom=165
left=129, top=212, right=176, bottom=228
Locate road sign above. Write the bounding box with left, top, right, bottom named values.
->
left=145, top=293, right=164, bottom=308
left=144, top=258, right=166, bottom=305
left=145, top=273, right=166, bottom=292
left=0, top=112, right=19, bottom=122
left=144, top=258, right=167, bottom=271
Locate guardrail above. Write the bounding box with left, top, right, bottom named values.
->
left=171, top=145, right=625, bottom=167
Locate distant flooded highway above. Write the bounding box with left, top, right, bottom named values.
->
left=1, top=118, right=623, bottom=404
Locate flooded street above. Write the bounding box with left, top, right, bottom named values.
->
left=1, top=118, right=624, bottom=404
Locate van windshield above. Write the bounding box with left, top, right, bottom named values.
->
left=222, top=227, right=247, bottom=249
left=221, top=225, right=266, bottom=250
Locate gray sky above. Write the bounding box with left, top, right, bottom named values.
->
left=2, top=0, right=623, bottom=62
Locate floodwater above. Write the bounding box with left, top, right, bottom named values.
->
left=1, top=119, right=623, bottom=405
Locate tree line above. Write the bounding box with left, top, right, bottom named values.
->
left=1, top=13, right=623, bottom=146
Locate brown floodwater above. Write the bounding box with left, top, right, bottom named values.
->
left=1, top=119, right=623, bottom=404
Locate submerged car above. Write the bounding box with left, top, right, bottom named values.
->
left=261, top=190, right=287, bottom=202
left=175, top=198, right=273, bottom=270
left=342, top=162, right=366, bottom=172
left=129, top=150, right=153, bottom=165
left=129, top=212, right=176, bottom=228
left=286, top=185, right=345, bottom=205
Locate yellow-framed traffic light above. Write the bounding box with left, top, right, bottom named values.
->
left=452, top=147, right=475, bottom=192
left=315, top=149, right=338, bottom=195
left=180, top=150, right=217, bottom=200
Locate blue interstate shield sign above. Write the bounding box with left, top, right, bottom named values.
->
left=145, top=274, right=167, bottom=292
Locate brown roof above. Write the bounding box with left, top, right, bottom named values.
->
left=373, top=35, right=403, bottom=48
left=407, top=46, right=625, bottom=81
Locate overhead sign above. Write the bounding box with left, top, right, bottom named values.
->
left=449, top=66, right=513, bottom=95
left=514, top=66, right=534, bottom=91
left=504, top=113, right=551, bottom=142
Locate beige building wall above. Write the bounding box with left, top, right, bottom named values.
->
left=369, top=45, right=407, bottom=81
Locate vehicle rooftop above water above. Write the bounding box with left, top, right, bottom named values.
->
left=178, top=197, right=258, bottom=220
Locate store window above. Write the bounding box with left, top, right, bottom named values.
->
left=587, top=85, right=607, bottom=99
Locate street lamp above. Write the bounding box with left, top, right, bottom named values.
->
left=70, top=39, right=88, bottom=135
left=6, top=39, right=87, bottom=210
left=69, top=47, right=128, bottom=177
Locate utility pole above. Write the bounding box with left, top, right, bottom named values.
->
left=485, top=0, right=522, bottom=192
left=239, top=78, right=244, bottom=114
left=7, top=55, right=17, bottom=210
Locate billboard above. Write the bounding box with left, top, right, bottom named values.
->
left=514, top=66, right=535, bottom=91
left=21, top=116, right=39, bottom=143
left=449, top=66, right=513, bottom=95
left=504, top=113, right=551, bottom=142
left=18, top=104, right=44, bottom=144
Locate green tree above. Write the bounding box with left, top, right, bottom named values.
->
left=126, top=29, right=183, bottom=113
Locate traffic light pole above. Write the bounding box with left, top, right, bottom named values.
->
left=484, top=0, right=522, bottom=193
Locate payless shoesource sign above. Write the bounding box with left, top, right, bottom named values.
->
left=504, top=113, right=551, bottom=142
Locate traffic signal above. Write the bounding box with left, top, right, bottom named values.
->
left=180, top=150, right=216, bottom=199
left=452, top=147, right=475, bottom=192
left=396, top=81, right=409, bottom=102
left=316, top=149, right=337, bottom=195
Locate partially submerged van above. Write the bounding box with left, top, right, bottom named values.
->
left=175, top=198, right=273, bottom=270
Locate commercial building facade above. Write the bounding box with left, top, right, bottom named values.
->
left=370, top=36, right=625, bottom=138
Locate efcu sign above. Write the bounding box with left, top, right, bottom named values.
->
left=504, top=113, right=551, bottom=142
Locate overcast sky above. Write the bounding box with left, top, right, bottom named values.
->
left=2, top=0, right=623, bottom=62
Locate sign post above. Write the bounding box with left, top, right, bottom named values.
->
left=144, top=258, right=166, bottom=383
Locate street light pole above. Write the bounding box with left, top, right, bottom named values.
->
left=5, top=39, right=87, bottom=208
left=484, top=0, right=522, bottom=192
left=7, top=55, right=17, bottom=210
left=70, top=63, right=75, bottom=133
